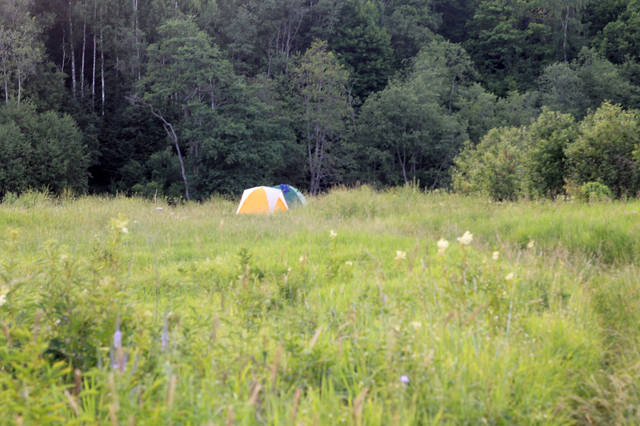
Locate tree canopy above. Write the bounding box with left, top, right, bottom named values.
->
left=2, top=0, right=640, bottom=199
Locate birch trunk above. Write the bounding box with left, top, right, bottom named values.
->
left=100, top=17, right=104, bottom=115
left=61, top=29, right=66, bottom=74
left=133, top=0, right=140, bottom=80
left=81, top=0, right=86, bottom=99
left=1, top=56, right=8, bottom=103
left=562, top=5, right=569, bottom=63
left=17, top=68, right=21, bottom=105
left=69, top=0, right=76, bottom=97
left=92, top=0, right=96, bottom=108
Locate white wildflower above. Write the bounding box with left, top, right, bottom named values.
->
left=457, top=231, right=473, bottom=246
left=505, top=272, right=514, bottom=281
left=395, top=250, right=407, bottom=260
left=527, top=240, right=535, bottom=249
left=0, top=294, right=5, bottom=307
left=330, top=230, right=337, bottom=239
left=345, top=261, right=353, bottom=266
left=437, top=238, right=449, bottom=254
left=492, top=251, right=499, bottom=260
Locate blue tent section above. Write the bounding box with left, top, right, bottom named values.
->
left=274, top=184, right=307, bottom=207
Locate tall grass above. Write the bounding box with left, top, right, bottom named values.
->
left=1, top=187, right=639, bottom=424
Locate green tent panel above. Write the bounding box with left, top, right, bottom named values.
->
left=273, top=184, right=307, bottom=207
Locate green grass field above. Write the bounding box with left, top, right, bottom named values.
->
left=1, top=187, right=640, bottom=424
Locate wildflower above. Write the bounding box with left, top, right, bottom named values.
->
left=110, top=215, right=129, bottom=234
left=492, top=251, right=499, bottom=261
left=410, top=321, right=422, bottom=329
left=457, top=231, right=473, bottom=246
left=0, top=294, right=6, bottom=307
left=299, top=255, right=306, bottom=263
left=505, top=272, right=514, bottom=281
left=395, top=250, right=407, bottom=260
left=345, top=261, right=353, bottom=266
left=400, top=375, right=410, bottom=384
left=113, top=325, right=122, bottom=349
left=527, top=240, right=535, bottom=249
left=330, top=230, right=337, bottom=239
left=437, top=238, right=449, bottom=254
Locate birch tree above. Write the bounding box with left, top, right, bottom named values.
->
left=0, top=0, right=42, bottom=105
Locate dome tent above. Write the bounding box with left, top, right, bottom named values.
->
left=273, top=184, right=307, bottom=207
left=236, top=186, right=289, bottom=214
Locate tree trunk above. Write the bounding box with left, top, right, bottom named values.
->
left=92, top=0, right=96, bottom=109
left=100, top=11, right=104, bottom=116
left=17, top=68, right=21, bottom=106
left=133, top=0, right=140, bottom=80
left=397, top=146, right=408, bottom=184
left=449, top=77, right=456, bottom=113
left=81, top=0, right=86, bottom=99
left=69, top=0, right=76, bottom=97
left=61, top=29, right=66, bottom=74
left=128, top=96, right=191, bottom=200
left=1, top=57, right=8, bottom=103
left=562, top=5, right=569, bottom=63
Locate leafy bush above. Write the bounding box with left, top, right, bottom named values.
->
left=452, top=127, right=530, bottom=200
left=580, top=181, right=613, bottom=202
left=0, top=101, right=89, bottom=197
left=524, top=109, right=578, bottom=198
left=565, top=102, right=640, bottom=197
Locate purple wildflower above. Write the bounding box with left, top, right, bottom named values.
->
left=400, top=375, right=410, bottom=384
left=113, top=327, right=122, bottom=349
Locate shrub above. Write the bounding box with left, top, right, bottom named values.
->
left=452, top=127, right=530, bottom=201
left=565, top=102, right=640, bottom=197
left=524, top=109, right=578, bottom=198
left=0, top=101, right=89, bottom=197
left=580, top=181, right=613, bottom=202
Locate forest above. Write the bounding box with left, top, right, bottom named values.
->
left=2, top=0, right=640, bottom=200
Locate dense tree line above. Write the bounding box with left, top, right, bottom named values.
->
left=2, top=0, right=640, bottom=200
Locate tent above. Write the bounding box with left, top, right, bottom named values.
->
left=273, top=184, right=307, bottom=207
left=236, top=186, right=289, bottom=214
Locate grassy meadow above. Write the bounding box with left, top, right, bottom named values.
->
left=1, top=187, right=640, bottom=424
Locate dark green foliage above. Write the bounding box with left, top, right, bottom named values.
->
left=358, top=82, right=463, bottom=187
left=0, top=102, right=88, bottom=196
left=382, top=0, right=439, bottom=66
left=330, top=0, right=394, bottom=103
left=599, top=0, right=640, bottom=64
left=8, top=0, right=640, bottom=198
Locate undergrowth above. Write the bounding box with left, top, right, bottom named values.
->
left=1, top=187, right=639, bottom=424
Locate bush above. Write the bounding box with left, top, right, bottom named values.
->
left=452, top=127, right=530, bottom=201
left=565, top=102, right=640, bottom=197
left=524, top=109, right=578, bottom=198
left=580, top=181, right=613, bottom=202
left=0, top=101, right=89, bottom=197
